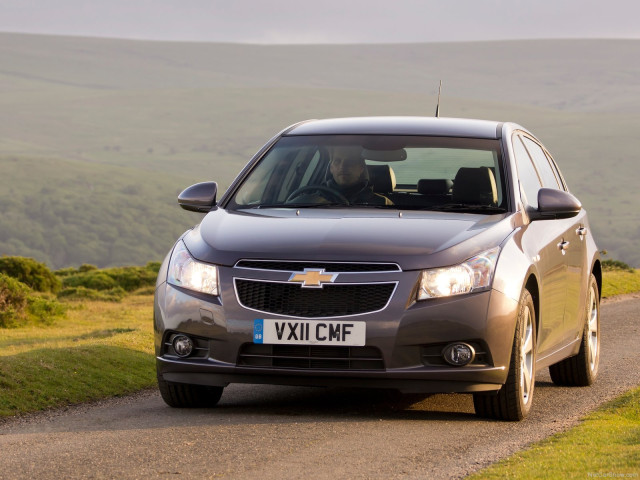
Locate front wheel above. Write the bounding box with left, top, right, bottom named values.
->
left=157, top=373, right=224, bottom=408
left=549, top=273, right=600, bottom=386
left=474, top=288, right=536, bottom=421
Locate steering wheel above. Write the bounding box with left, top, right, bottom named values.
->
left=286, top=185, right=349, bottom=205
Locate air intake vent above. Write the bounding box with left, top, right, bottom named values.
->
left=238, top=344, right=384, bottom=370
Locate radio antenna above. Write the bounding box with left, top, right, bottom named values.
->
left=435, top=80, right=442, bottom=118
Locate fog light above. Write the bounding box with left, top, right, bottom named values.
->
left=442, top=343, right=475, bottom=367
left=173, top=335, right=194, bottom=358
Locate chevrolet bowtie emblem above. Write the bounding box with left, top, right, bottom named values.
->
left=288, top=269, right=338, bottom=288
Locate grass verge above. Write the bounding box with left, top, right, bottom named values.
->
left=468, top=386, right=640, bottom=479
left=602, top=268, right=640, bottom=298
left=0, top=293, right=154, bottom=417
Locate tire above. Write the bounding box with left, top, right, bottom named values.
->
left=549, top=274, right=600, bottom=386
left=157, top=373, right=224, bottom=408
left=474, top=288, right=536, bottom=421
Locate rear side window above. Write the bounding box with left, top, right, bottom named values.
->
left=512, top=135, right=542, bottom=209
left=521, top=137, right=561, bottom=189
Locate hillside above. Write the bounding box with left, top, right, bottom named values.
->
left=1, top=33, right=639, bottom=267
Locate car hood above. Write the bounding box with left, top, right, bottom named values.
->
left=183, top=208, right=516, bottom=271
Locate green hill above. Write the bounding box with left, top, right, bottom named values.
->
left=1, top=33, right=638, bottom=267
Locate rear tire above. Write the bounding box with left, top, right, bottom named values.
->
left=474, top=288, right=536, bottom=421
left=549, top=274, right=600, bottom=386
left=157, top=373, right=224, bottom=408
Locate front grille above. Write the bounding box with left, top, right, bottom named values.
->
left=235, top=260, right=400, bottom=272
left=235, top=280, right=396, bottom=317
left=238, top=344, right=385, bottom=370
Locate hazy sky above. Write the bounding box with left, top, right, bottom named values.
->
left=1, top=0, right=638, bottom=44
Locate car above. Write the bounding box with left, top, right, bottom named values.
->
left=154, top=116, right=601, bottom=421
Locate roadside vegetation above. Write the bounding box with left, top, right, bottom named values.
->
left=0, top=256, right=157, bottom=416
left=469, top=386, right=640, bottom=479
left=601, top=258, right=640, bottom=298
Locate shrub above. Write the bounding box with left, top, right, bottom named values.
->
left=0, top=273, right=66, bottom=328
left=79, top=264, right=99, bottom=272
left=27, top=295, right=66, bottom=325
left=102, top=266, right=157, bottom=292
left=58, top=286, right=126, bottom=302
left=0, top=256, right=61, bottom=293
left=602, top=259, right=634, bottom=272
left=62, top=271, right=118, bottom=291
left=59, top=265, right=157, bottom=293
left=0, top=273, right=29, bottom=327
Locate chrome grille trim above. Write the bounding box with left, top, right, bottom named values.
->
left=234, top=259, right=401, bottom=273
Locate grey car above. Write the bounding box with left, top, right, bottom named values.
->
left=154, top=117, right=601, bottom=421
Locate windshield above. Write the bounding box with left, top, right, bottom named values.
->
left=227, top=135, right=507, bottom=213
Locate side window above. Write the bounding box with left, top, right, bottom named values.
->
left=521, top=137, right=561, bottom=189
left=512, top=135, right=542, bottom=209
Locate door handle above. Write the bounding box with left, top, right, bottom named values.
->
left=576, top=226, right=587, bottom=240
left=557, top=240, right=570, bottom=255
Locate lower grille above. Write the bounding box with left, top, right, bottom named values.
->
left=238, top=344, right=385, bottom=370
left=235, top=280, right=396, bottom=318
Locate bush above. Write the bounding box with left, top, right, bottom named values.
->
left=102, top=266, right=157, bottom=292
left=0, top=273, right=66, bottom=328
left=79, top=264, right=99, bottom=272
left=0, top=273, right=29, bottom=327
left=62, top=272, right=118, bottom=291
left=0, top=256, right=61, bottom=293
left=602, top=259, right=634, bottom=272
left=27, top=295, right=66, bottom=325
left=58, top=264, right=158, bottom=293
left=146, top=261, right=161, bottom=274
left=58, top=286, right=126, bottom=302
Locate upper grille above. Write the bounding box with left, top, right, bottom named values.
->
left=235, top=260, right=400, bottom=273
left=235, top=279, right=396, bottom=318
left=238, top=343, right=385, bottom=370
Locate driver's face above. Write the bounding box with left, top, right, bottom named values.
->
left=330, top=147, right=365, bottom=187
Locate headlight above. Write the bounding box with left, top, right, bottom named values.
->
left=417, top=247, right=500, bottom=300
left=167, top=241, right=219, bottom=296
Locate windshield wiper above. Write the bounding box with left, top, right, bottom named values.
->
left=427, top=203, right=507, bottom=214
left=249, top=202, right=349, bottom=209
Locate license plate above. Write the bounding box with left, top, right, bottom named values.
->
left=253, top=319, right=366, bottom=346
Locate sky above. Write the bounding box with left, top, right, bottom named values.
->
left=1, top=0, right=638, bottom=44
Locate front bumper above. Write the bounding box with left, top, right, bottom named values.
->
left=154, top=266, right=519, bottom=394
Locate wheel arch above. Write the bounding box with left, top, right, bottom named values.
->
left=592, top=259, right=602, bottom=300
left=524, top=273, right=541, bottom=343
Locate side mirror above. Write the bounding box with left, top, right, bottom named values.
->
left=529, top=188, right=582, bottom=221
left=178, top=182, right=217, bottom=212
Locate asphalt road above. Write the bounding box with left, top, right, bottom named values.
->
left=1, top=297, right=639, bottom=480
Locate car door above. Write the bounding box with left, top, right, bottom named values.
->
left=512, top=134, right=568, bottom=358
left=520, top=135, right=587, bottom=346
left=533, top=145, right=588, bottom=342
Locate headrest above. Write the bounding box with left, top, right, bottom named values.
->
left=452, top=167, right=498, bottom=205
left=367, top=165, right=396, bottom=193
left=417, top=179, right=453, bottom=195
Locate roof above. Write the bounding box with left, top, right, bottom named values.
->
left=285, top=116, right=504, bottom=139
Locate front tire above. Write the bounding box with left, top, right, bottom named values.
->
left=474, top=288, right=536, bottom=421
left=549, top=273, right=600, bottom=386
left=157, top=373, right=224, bottom=408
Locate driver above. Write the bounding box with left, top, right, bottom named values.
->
left=325, top=146, right=392, bottom=205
